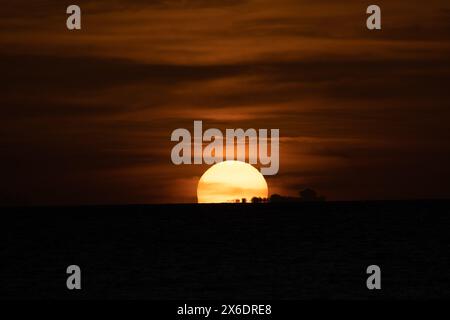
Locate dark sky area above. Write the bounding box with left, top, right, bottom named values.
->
left=1, top=0, right=450, bottom=205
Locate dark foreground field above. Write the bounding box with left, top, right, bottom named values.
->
left=2, top=201, right=450, bottom=299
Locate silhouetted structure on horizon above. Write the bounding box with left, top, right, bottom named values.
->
left=269, top=188, right=326, bottom=203
left=234, top=189, right=325, bottom=204
left=251, top=197, right=268, bottom=203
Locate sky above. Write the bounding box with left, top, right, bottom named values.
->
left=1, top=0, right=450, bottom=205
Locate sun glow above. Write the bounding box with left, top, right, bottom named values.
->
left=197, top=161, right=269, bottom=203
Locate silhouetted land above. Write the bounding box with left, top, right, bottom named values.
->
left=2, top=200, right=450, bottom=299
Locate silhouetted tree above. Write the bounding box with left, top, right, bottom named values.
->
left=299, top=188, right=325, bottom=202
left=269, top=188, right=326, bottom=203
left=269, top=194, right=284, bottom=203
left=299, top=188, right=317, bottom=201
left=251, top=197, right=263, bottom=203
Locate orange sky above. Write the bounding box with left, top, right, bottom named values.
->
left=1, top=0, right=450, bottom=205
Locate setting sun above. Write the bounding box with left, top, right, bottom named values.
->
left=197, top=161, right=268, bottom=203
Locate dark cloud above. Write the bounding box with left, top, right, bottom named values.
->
left=1, top=54, right=244, bottom=93
left=0, top=0, right=248, bottom=19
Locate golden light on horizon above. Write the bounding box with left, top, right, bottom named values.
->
left=197, top=161, right=268, bottom=203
